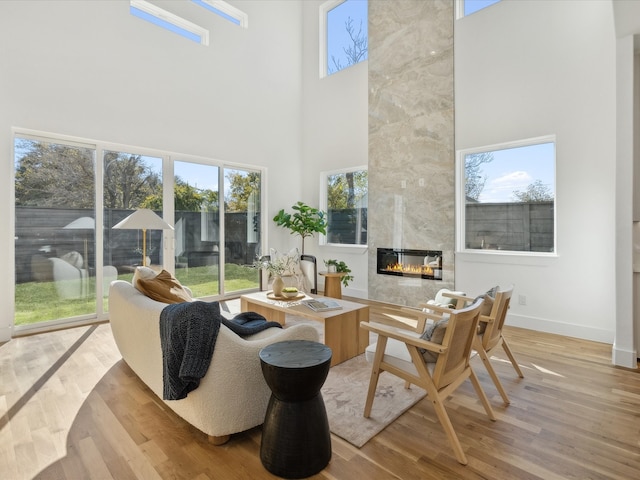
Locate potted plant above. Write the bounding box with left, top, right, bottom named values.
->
left=273, top=201, right=327, bottom=254
left=323, top=259, right=353, bottom=287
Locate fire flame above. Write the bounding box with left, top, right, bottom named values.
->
left=384, top=262, right=434, bottom=276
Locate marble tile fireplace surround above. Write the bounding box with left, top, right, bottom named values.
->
left=367, top=1, right=454, bottom=306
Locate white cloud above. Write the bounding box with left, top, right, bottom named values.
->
left=480, top=171, right=532, bottom=202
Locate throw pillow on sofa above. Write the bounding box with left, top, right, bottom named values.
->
left=132, top=266, right=158, bottom=291
left=136, top=269, right=193, bottom=304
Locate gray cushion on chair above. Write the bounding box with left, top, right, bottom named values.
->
left=419, top=314, right=449, bottom=363
left=476, top=285, right=498, bottom=334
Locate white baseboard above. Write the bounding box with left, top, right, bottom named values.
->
left=506, top=313, right=615, bottom=345
left=342, top=287, right=367, bottom=300
left=612, top=343, right=638, bottom=369
left=0, top=326, right=13, bottom=342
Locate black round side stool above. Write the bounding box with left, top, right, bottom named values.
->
left=259, top=340, right=332, bottom=479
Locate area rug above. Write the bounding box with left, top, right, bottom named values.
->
left=321, top=354, right=426, bottom=448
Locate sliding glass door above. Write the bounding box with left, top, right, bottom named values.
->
left=14, top=136, right=97, bottom=327
left=103, top=149, right=164, bottom=308
left=223, top=168, right=262, bottom=294
left=172, top=163, right=262, bottom=297
left=173, top=161, right=221, bottom=297
left=14, top=132, right=264, bottom=331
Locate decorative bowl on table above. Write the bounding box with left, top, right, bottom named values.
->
left=281, top=287, right=299, bottom=298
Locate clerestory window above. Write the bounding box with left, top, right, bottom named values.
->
left=130, top=0, right=209, bottom=45
left=458, top=0, right=501, bottom=18
left=320, top=0, right=368, bottom=78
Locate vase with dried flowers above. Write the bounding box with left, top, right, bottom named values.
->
left=253, top=255, right=297, bottom=297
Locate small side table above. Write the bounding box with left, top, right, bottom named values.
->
left=320, top=271, right=347, bottom=298
left=259, top=340, right=332, bottom=479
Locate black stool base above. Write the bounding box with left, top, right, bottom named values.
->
left=260, top=394, right=331, bottom=479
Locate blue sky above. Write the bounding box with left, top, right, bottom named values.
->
left=327, top=0, right=367, bottom=73
left=174, top=161, right=219, bottom=192
left=473, top=142, right=555, bottom=203
left=464, top=0, right=501, bottom=16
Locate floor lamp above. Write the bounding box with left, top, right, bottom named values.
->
left=64, top=216, right=95, bottom=297
left=112, top=209, right=174, bottom=267
left=64, top=216, right=95, bottom=269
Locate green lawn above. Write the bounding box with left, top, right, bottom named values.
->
left=15, top=264, right=260, bottom=326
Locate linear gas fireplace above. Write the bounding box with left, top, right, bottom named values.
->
left=377, top=248, right=442, bottom=280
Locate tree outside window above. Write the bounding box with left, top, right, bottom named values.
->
left=322, top=0, right=368, bottom=77
left=322, top=167, right=367, bottom=246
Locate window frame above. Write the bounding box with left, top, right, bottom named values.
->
left=130, top=0, right=210, bottom=45
left=319, top=165, right=368, bottom=250
left=192, top=0, right=249, bottom=28
left=319, top=0, right=368, bottom=79
left=456, top=135, right=557, bottom=257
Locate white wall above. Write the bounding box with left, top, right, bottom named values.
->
left=0, top=0, right=304, bottom=341
left=299, top=1, right=369, bottom=298
left=615, top=35, right=636, bottom=367
left=3, top=0, right=631, bottom=354
left=455, top=1, right=619, bottom=344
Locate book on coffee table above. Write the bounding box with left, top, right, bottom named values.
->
left=302, top=298, right=343, bottom=312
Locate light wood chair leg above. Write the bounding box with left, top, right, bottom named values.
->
left=469, top=368, right=497, bottom=421
left=364, top=337, right=387, bottom=418
left=430, top=395, right=468, bottom=465
left=477, top=347, right=511, bottom=405
left=502, top=338, right=524, bottom=378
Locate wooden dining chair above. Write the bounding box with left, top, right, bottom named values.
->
left=360, top=299, right=496, bottom=465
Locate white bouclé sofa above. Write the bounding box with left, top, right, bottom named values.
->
left=108, top=279, right=319, bottom=445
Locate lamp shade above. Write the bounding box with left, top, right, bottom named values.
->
left=64, top=216, right=95, bottom=230
left=112, top=209, right=174, bottom=231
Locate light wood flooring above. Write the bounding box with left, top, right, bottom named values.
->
left=1, top=298, right=639, bottom=479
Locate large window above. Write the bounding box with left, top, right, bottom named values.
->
left=458, top=137, right=556, bottom=254
left=320, top=167, right=367, bottom=246
left=14, top=131, right=264, bottom=332
left=320, top=0, right=368, bottom=78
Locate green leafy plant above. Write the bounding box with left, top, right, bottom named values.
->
left=324, top=259, right=353, bottom=287
left=273, top=201, right=327, bottom=254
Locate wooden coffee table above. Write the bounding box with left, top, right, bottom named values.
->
left=240, top=291, right=369, bottom=366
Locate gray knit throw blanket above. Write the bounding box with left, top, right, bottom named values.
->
left=160, top=301, right=281, bottom=400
